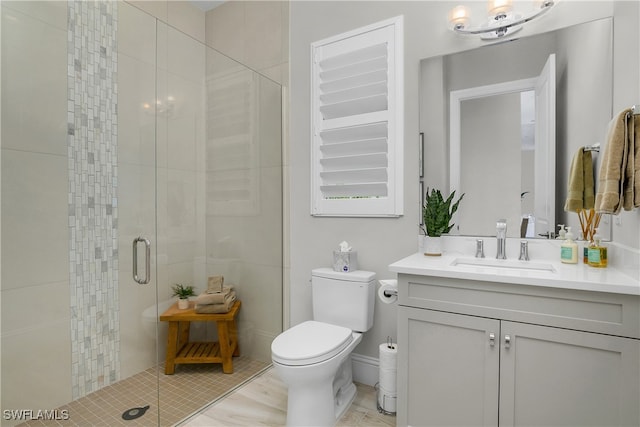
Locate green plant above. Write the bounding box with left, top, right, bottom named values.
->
left=171, top=284, right=196, bottom=299
left=422, top=188, right=465, bottom=237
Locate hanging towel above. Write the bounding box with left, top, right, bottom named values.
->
left=595, top=108, right=633, bottom=214
left=622, top=115, right=639, bottom=209
left=195, top=286, right=234, bottom=305
left=564, top=148, right=595, bottom=212
left=634, top=116, right=640, bottom=207
left=564, top=148, right=585, bottom=212
left=583, top=151, right=595, bottom=209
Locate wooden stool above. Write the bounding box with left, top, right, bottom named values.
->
left=159, top=300, right=241, bottom=374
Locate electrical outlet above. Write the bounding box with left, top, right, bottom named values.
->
left=615, top=216, right=622, bottom=226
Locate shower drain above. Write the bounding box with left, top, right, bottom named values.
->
left=122, top=405, right=150, bottom=420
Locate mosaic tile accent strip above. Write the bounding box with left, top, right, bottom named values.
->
left=67, top=0, right=119, bottom=399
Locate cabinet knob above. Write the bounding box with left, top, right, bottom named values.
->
left=489, top=332, right=496, bottom=347
left=504, top=334, right=511, bottom=348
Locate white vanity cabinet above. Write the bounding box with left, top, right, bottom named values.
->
left=396, top=274, right=640, bottom=427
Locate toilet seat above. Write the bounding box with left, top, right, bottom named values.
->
left=272, top=320, right=353, bottom=366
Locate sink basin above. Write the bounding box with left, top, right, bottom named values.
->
left=450, top=257, right=556, bottom=273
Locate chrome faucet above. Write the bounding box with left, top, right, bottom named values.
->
left=475, top=239, right=485, bottom=258
left=518, top=240, right=530, bottom=261
left=496, top=219, right=507, bottom=259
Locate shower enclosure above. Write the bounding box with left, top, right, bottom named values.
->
left=1, top=1, right=283, bottom=425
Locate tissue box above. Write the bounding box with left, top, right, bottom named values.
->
left=333, top=251, right=358, bottom=273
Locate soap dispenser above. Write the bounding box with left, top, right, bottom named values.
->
left=587, top=231, right=608, bottom=268
left=560, top=227, right=578, bottom=264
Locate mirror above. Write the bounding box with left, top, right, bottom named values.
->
left=420, top=17, right=613, bottom=239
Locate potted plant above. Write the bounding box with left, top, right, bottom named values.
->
left=172, top=284, right=196, bottom=309
left=421, top=188, right=464, bottom=256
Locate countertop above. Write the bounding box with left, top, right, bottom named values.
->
left=389, top=237, right=640, bottom=296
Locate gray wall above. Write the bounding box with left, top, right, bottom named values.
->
left=289, top=1, right=640, bottom=360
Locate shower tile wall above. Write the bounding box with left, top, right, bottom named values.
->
left=67, top=0, right=120, bottom=398
left=1, top=0, right=73, bottom=414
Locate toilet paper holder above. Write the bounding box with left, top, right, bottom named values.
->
left=383, top=288, right=398, bottom=298
left=374, top=382, right=397, bottom=415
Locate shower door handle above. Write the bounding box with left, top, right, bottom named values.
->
left=133, top=237, right=151, bottom=284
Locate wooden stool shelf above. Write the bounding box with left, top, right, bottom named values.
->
left=160, top=300, right=241, bottom=374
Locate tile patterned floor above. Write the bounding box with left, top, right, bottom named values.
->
left=18, top=357, right=269, bottom=427
left=17, top=362, right=395, bottom=427
left=181, top=368, right=396, bottom=427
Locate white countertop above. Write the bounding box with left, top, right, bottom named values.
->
left=389, top=237, right=640, bottom=296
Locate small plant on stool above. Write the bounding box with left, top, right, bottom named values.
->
left=172, top=284, right=196, bottom=309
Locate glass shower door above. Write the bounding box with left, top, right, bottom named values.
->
left=153, top=19, right=284, bottom=426
left=117, top=1, right=161, bottom=424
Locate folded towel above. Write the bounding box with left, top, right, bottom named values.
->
left=195, top=291, right=237, bottom=314
left=206, top=276, right=224, bottom=294
left=564, top=148, right=585, bottom=212
left=595, top=108, right=633, bottom=214
left=195, top=286, right=234, bottom=305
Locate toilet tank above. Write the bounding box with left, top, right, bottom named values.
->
left=311, top=268, right=376, bottom=332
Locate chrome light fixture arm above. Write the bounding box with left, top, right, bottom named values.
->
left=451, top=1, right=555, bottom=40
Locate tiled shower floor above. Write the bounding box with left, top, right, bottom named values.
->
left=19, top=357, right=269, bottom=427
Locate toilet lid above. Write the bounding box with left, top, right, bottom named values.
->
left=271, top=321, right=353, bottom=366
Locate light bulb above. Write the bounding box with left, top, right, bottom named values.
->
left=448, top=5, right=470, bottom=29
left=487, top=0, right=513, bottom=16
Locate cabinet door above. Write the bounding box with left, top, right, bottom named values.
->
left=398, top=307, right=500, bottom=426
left=500, top=321, right=640, bottom=426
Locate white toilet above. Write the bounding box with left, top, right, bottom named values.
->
left=271, top=268, right=376, bottom=426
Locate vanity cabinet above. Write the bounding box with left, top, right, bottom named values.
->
left=396, top=274, right=640, bottom=427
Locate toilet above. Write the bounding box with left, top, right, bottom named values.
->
left=271, top=268, right=376, bottom=426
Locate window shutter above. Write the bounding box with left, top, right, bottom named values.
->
left=311, top=16, right=404, bottom=217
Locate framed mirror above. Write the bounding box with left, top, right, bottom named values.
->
left=420, top=17, right=613, bottom=239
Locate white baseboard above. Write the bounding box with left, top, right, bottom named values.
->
left=351, top=352, right=379, bottom=387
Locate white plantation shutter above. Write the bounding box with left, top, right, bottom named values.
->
left=311, top=16, right=404, bottom=217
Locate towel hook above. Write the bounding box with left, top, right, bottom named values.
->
left=583, top=143, right=600, bottom=152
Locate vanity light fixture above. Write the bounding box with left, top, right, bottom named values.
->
left=449, top=0, right=556, bottom=40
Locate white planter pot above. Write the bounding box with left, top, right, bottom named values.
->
left=177, top=298, right=190, bottom=309
left=423, top=236, right=442, bottom=256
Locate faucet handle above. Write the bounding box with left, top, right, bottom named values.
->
left=475, top=239, right=485, bottom=258
left=518, top=240, right=529, bottom=261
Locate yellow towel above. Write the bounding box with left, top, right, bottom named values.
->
left=595, top=108, right=633, bottom=214
left=564, top=148, right=585, bottom=212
